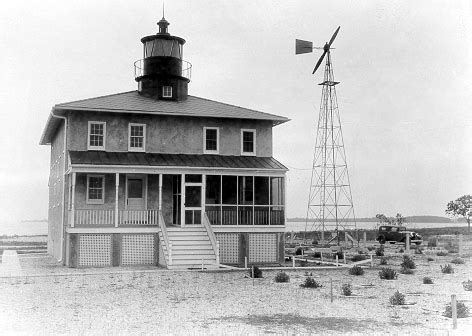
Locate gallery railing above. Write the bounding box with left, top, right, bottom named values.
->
left=205, top=205, right=285, bottom=226
left=71, top=209, right=159, bottom=226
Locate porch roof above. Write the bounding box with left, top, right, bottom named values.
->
left=69, top=151, right=287, bottom=171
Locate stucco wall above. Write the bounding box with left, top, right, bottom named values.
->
left=48, top=122, right=65, bottom=261
left=67, top=112, right=273, bottom=157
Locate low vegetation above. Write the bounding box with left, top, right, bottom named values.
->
left=400, top=255, right=416, bottom=269
left=440, top=264, right=454, bottom=274
left=300, top=277, right=322, bottom=288
left=274, top=271, right=290, bottom=283
left=422, top=276, right=434, bottom=284
left=443, top=301, right=470, bottom=318
left=375, top=246, right=384, bottom=257
left=400, top=267, right=414, bottom=275
left=379, top=267, right=398, bottom=280
left=348, top=265, right=365, bottom=276
left=350, top=254, right=367, bottom=262
left=248, top=266, right=263, bottom=278
left=389, top=291, right=406, bottom=305
left=450, top=257, right=465, bottom=264
left=379, top=257, right=388, bottom=265
left=436, top=251, right=448, bottom=257
left=427, top=257, right=434, bottom=262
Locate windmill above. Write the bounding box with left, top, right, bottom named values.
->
left=295, top=27, right=357, bottom=246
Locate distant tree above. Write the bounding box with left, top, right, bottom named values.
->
left=446, top=195, right=472, bottom=233
left=376, top=213, right=406, bottom=226
left=396, top=213, right=406, bottom=226
left=376, top=214, right=392, bottom=224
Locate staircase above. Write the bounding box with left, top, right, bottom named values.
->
left=161, top=226, right=218, bottom=269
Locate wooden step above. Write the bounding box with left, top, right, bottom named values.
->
left=172, top=249, right=215, bottom=256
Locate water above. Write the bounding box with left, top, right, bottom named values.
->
left=0, top=221, right=48, bottom=236
left=286, top=221, right=467, bottom=232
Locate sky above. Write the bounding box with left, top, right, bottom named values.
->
left=0, top=0, right=470, bottom=223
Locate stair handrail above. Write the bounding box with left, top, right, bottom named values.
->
left=158, top=210, right=172, bottom=266
left=203, top=212, right=219, bottom=264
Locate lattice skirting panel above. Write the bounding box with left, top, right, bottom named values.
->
left=249, top=233, right=277, bottom=263
left=121, top=234, right=156, bottom=265
left=215, top=233, right=239, bottom=264
left=78, top=234, right=112, bottom=267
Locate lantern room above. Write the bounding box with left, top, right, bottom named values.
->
left=135, top=17, right=191, bottom=100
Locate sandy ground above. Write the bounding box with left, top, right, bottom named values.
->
left=0, top=252, right=471, bottom=335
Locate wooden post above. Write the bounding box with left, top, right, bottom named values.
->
left=168, top=242, right=173, bottom=266
left=321, top=252, right=323, bottom=262
left=363, top=232, right=367, bottom=246
left=330, top=277, right=333, bottom=303
left=336, top=255, right=339, bottom=267
left=451, top=294, right=457, bottom=329
left=321, top=231, right=325, bottom=244
left=459, top=234, right=463, bottom=256
left=406, top=233, right=410, bottom=254
left=115, top=173, right=119, bottom=228
left=252, top=266, right=255, bottom=286
left=216, top=241, right=220, bottom=265
left=245, top=256, right=248, bottom=269
left=292, top=256, right=295, bottom=268
left=343, top=252, right=346, bottom=264
left=370, top=254, right=373, bottom=267
left=158, top=174, right=163, bottom=211
left=71, top=172, right=76, bottom=228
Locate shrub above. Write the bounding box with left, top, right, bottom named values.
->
left=379, top=267, right=398, bottom=280
left=367, top=246, right=375, bottom=251
left=313, top=252, right=321, bottom=258
left=400, top=255, right=416, bottom=269
left=295, top=247, right=303, bottom=255
left=414, top=247, right=423, bottom=255
left=380, top=257, right=388, bottom=265
left=351, top=254, right=367, bottom=262
left=274, top=271, right=290, bottom=283
left=427, top=257, right=434, bottom=262
left=399, top=248, right=404, bottom=253
left=441, top=264, right=454, bottom=274
left=423, top=276, right=434, bottom=284
left=249, top=266, right=263, bottom=278
left=427, top=239, right=437, bottom=248
left=375, top=246, right=385, bottom=257
left=400, top=267, right=414, bottom=275
left=436, top=251, right=448, bottom=257
left=300, top=277, right=322, bottom=288
left=443, top=301, right=470, bottom=318
left=451, top=258, right=465, bottom=264
left=341, top=283, right=352, bottom=296
left=333, top=251, right=344, bottom=260
left=348, top=265, right=365, bottom=276
left=389, top=291, right=406, bottom=305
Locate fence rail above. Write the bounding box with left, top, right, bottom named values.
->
left=71, top=210, right=158, bottom=226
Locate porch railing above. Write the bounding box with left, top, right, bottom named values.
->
left=71, top=209, right=159, bottom=226
left=205, top=206, right=285, bottom=226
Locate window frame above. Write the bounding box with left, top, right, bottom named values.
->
left=86, top=174, right=105, bottom=204
left=87, top=121, right=106, bottom=150
left=128, top=123, right=146, bottom=152
left=241, top=129, right=256, bottom=156
left=203, top=127, right=220, bottom=154
left=162, top=85, right=173, bottom=98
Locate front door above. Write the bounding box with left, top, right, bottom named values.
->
left=183, top=174, right=202, bottom=225
left=126, top=176, right=146, bottom=210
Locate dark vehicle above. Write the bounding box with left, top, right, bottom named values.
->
left=377, top=225, right=422, bottom=245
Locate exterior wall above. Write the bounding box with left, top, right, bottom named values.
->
left=48, top=122, right=66, bottom=261
left=67, top=112, right=273, bottom=157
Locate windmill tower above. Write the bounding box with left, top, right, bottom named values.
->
left=296, top=27, right=356, bottom=245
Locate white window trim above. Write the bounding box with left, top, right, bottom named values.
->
left=86, top=174, right=105, bottom=204
left=128, top=123, right=146, bottom=152
left=203, top=127, right=219, bottom=154
left=87, top=121, right=106, bottom=150
left=162, top=85, right=173, bottom=98
left=241, top=129, right=256, bottom=156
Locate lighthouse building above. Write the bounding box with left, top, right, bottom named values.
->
left=40, top=17, right=289, bottom=268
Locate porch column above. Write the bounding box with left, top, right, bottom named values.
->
left=115, top=173, right=119, bottom=228
left=71, top=172, right=76, bottom=228
left=158, top=174, right=163, bottom=227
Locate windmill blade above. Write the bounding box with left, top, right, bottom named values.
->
left=295, top=39, right=313, bottom=55
left=328, top=26, right=341, bottom=47
left=312, top=50, right=326, bottom=74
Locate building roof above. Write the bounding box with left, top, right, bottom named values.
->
left=40, top=91, right=289, bottom=145
left=69, top=151, right=287, bottom=171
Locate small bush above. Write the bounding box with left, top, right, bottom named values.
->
left=295, top=247, right=303, bottom=255
left=441, top=264, right=454, bottom=274
left=367, top=246, right=375, bottom=251
left=380, top=257, right=388, bottom=265
left=451, top=258, right=465, bottom=264
left=436, top=251, right=448, bottom=256
left=349, top=265, right=365, bottom=276
left=351, top=254, right=367, bottom=262
left=300, top=277, right=322, bottom=288
left=399, top=248, right=404, bottom=253
left=389, top=291, right=406, bottom=305
left=333, top=251, right=344, bottom=260
left=400, top=255, right=416, bottom=269
left=313, top=252, right=321, bottom=258
left=341, top=283, right=352, bottom=296
left=274, top=271, right=290, bottom=283
left=379, top=267, right=398, bottom=280
left=249, top=266, right=263, bottom=278
left=427, top=257, right=434, bottom=262
left=443, top=301, right=470, bottom=318
left=423, top=276, right=434, bottom=284
left=304, top=271, right=313, bottom=277
left=427, top=239, right=437, bottom=248
left=400, top=267, right=414, bottom=275
left=375, top=246, right=385, bottom=257
left=414, top=247, right=423, bottom=255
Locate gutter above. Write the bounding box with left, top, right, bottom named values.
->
left=50, top=109, right=68, bottom=264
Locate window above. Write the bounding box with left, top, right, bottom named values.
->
left=204, top=127, right=219, bottom=153
left=241, top=129, right=256, bottom=155
left=88, top=122, right=106, bottom=150
left=86, top=175, right=105, bottom=204
left=162, top=85, right=173, bottom=98
left=128, top=123, right=146, bottom=151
